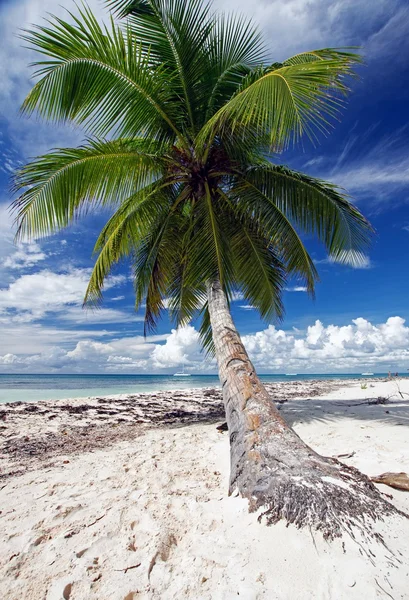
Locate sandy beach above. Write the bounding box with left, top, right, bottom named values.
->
left=1, top=377, right=408, bottom=599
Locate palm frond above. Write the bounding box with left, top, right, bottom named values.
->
left=224, top=177, right=317, bottom=293
left=12, top=138, right=164, bottom=240
left=245, top=163, right=373, bottom=265
left=166, top=199, right=208, bottom=327
left=203, top=13, right=265, bottom=121
left=217, top=187, right=286, bottom=319
left=21, top=5, right=184, bottom=142
left=198, top=302, right=215, bottom=355
left=108, top=0, right=216, bottom=134
left=132, top=186, right=193, bottom=333
left=105, top=0, right=146, bottom=18
left=85, top=179, right=176, bottom=307
left=199, top=49, right=362, bottom=149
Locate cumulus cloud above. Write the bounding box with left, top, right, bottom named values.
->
left=151, top=326, right=206, bottom=369
left=242, top=316, right=409, bottom=372
left=1, top=317, right=408, bottom=374
left=3, top=241, right=46, bottom=269
left=0, top=268, right=128, bottom=323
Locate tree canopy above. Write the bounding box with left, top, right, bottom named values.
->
left=12, top=0, right=372, bottom=349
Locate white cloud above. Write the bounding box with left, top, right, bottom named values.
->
left=3, top=241, right=46, bottom=269
left=60, top=306, right=140, bottom=325
left=0, top=353, right=18, bottom=365
left=0, top=203, right=49, bottom=281
left=314, top=253, right=372, bottom=269
left=364, top=5, right=409, bottom=64
left=1, top=317, right=408, bottom=374
left=0, top=323, right=113, bottom=355
left=319, top=126, right=409, bottom=201
left=0, top=0, right=105, bottom=157
left=285, top=286, right=308, bottom=292
left=241, top=316, right=409, bottom=372
left=150, top=326, right=206, bottom=369
left=214, top=0, right=401, bottom=60
left=0, top=268, right=127, bottom=323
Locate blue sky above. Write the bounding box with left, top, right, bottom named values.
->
left=0, top=0, right=409, bottom=374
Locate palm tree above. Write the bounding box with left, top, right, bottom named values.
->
left=12, top=0, right=400, bottom=539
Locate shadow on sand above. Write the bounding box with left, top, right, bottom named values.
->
left=280, top=397, right=409, bottom=428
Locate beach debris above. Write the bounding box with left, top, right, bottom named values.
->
left=114, top=563, right=141, bottom=573
left=87, top=512, right=109, bottom=527
left=335, top=397, right=389, bottom=407
left=333, top=451, right=356, bottom=459
left=275, top=398, right=289, bottom=404
left=0, top=380, right=365, bottom=479
left=371, top=472, right=409, bottom=491
left=375, top=579, right=394, bottom=600
left=203, top=389, right=219, bottom=397
left=216, top=422, right=228, bottom=432
left=63, top=583, right=72, bottom=600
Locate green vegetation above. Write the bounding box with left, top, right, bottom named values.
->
left=11, top=1, right=386, bottom=539
left=12, top=0, right=371, bottom=345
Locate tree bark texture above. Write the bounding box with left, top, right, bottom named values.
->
left=206, top=279, right=405, bottom=541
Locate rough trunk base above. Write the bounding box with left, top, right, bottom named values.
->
left=231, top=438, right=407, bottom=544
left=206, top=279, right=408, bottom=546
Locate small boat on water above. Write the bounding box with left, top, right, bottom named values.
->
left=361, top=372, right=374, bottom=376
left=173, top=364, right=191, bottom=377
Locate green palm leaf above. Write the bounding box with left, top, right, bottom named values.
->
left=199, top=49, right=362, bottom=149
left=245, top=163, right=373, bottom=265
left=12, top=1, right=372, bottom=345
left=12, top=138, right=165, bottom=240
left=21, top=5, right=184, bottom=141
left=85, top=179, right=176, bottom=307
left=106, top=0, right=215, bottom=134
left=217, top=187, right=286, bottom=318
left=224, top=178, right=318, bottom=294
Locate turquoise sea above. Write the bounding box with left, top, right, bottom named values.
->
left=0, top=373, right=406, bottom=404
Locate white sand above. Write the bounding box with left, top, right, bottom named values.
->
left=1, top=378, right=408, bottom=599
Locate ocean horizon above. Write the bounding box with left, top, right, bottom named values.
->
left=1, top=372, right=407, bottom=404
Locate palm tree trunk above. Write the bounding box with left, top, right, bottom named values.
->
left=206, top=279, right=403, bottom=540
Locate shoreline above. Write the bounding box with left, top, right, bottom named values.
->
left=1, top=378, right=365, bottom=479
left=1, top=378, right=408, bottom=599
left=1, top=374, right=403, bottom=405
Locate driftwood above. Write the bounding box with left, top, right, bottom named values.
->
left=371, top=472, right=409, bottom=491
left=333, top=451, right=356, bottom=459
left=334, top=397, right=389, bottom=407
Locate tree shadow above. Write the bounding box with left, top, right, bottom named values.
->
left=280, top=398, right=409, bottom=429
